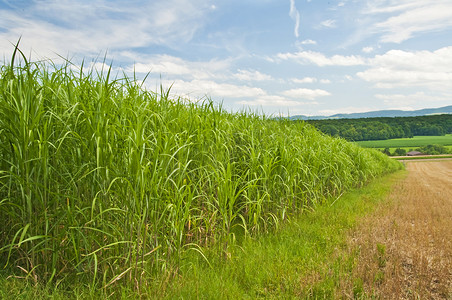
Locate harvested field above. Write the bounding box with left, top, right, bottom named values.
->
left=342, top=160, right=452, bottom=299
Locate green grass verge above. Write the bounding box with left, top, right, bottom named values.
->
left=355, top=135, right=452, bottom=149
left=0, top=170, right=406, bottom=299
left=162, top=170, right=406, bottom=299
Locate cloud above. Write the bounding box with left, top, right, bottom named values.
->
left=234, top=69, right=273, bottom=81
left=282, top=88, right=331, bottom=100
left=162, top=79, right=312, bottom=109
left=320, top=19, right=336, bottom=28
left=357, top=46, right=452, bottom=90
left=127, top=56, right=273, bottom=84
left=292, top=77, right=317, bottom=84
left=365, top=0, right=424, bottom=14
left=132, top=56, right=192, bottom=76
left=0, top=0, right=213, bottom=59
left=375, top=92, right=448, bottom=108
left=362, top=47, right=374, bottom=53
left=158, top=79, right=267, bottom=100
left=124, top=54, right=233, bottom=81
left=319, top=106, right=377, bottom=116
left=364, top=0, right=452, bottom=43
left=289, top=0, right=301, bottom=38
left=277, top=51, right=366, bottom=66
left=291, top=77, right=331, bottom=84
left=300, top=39, right=317, bottom=45
left=237, top=95, right=304, bottom=107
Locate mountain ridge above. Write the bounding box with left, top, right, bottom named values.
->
left=290, top=105, right=452, bottom=120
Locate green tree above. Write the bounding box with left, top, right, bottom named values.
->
left=393, top=148, right=406, bottom=156
left=381, top=148, right=391, bottom=156
left=417, top=144, right=448, bottom=155
left=320, top=124, right=339, bottom=136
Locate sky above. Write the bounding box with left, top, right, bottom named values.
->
left=1, top=0, right=452, bottom=116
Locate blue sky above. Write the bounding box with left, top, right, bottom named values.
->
left=1, top=0, right=452, bottom=116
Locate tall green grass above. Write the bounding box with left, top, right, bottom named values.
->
left=0, top=47, right=402, bottom=292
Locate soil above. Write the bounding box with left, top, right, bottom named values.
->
left=342, top=159, right=452, bottom=299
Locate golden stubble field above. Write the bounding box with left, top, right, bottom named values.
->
left=342, top=160, right=452, bottom=299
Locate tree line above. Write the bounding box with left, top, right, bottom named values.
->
left=382, top=144, right=449, bottom=156
left=305, top=114, right=452, bottom=141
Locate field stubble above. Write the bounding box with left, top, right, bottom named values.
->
left=342, top=160, right=452, bottom=298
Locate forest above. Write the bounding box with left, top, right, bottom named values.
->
left=305, top=114, right=452, bottom=141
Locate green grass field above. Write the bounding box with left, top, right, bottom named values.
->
left=355, top=135, right=452, bottom=149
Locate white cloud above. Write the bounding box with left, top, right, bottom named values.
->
left=282, top=88, right=331, bottom=100
left=300, top=39, right=317, bottom=45
left=365, top=0, right=424, bottom=14
left=234, top=69, right=273, bottom=81
left=132, top=57, right=192, bottom=76
left=0, top=0, right=212, bottom=59
left=292, top=77, right=317, bottom=84
left=375, top=92, right=448, bottom=108
left=319, top=107, right=377, bottom=116
left=289, top=0, right=301, bottom=38
left=277, top=51, right=366, bottom=66
left=357, top=46, right=452, bottom=90
left=365, top=0, right=452, bottom=43
left=320, top=19, right=336, bottom=28
left=237, top=95, right=304, bottom=107
left=362, top=47, right=374, bottom=53
left=159, top=79, right=267, bottom=99
left=125, top=54, right=233, bottom=81
left=291, top=77, right=331, bottom=84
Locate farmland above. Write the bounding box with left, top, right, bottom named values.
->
left=0, top=49, right=402, bottom=297
left=343, top=160, right=452, bottom=298
left=355, top=134, right=452, bottom=149
left=355, top=135, right=452, bottom=156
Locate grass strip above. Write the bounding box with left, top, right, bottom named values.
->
left=394, top=155, right=452, bottom=160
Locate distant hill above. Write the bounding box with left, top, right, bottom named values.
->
left=290, top=105, right=452, bottom=120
